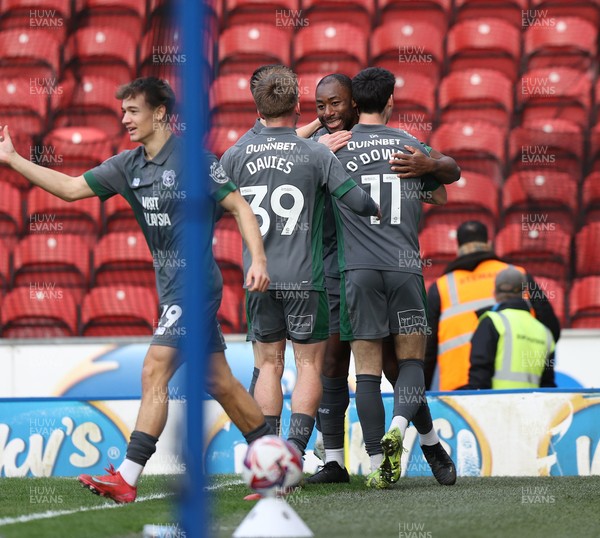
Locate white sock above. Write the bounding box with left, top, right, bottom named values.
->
left=419, top=427, right=440, bottom=447
left=390, top=415, right=409, bottom=438
left=370, top=453, right=383, bottom=472
left=325, top=449, right=345, bottom=468
left=118, top=459, right=144, bottom=487
left=316, top=430, right=323, bottom=446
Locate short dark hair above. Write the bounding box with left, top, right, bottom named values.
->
left=250, top=64, right=288, bottom=97
left=317, top=73, right=352, bottom=93
left=116, top=77, right=175, bottom=115
left=253, top=70, right=298, bottom=119
left=351, top=67, right=395, bottom=114
left=457, top=221, right=488, bottom=246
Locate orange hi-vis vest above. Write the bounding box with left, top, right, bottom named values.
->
left=436, top=259, right=527, bottom=391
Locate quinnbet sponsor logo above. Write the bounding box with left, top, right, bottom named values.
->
left=0, top=401, right=127, bottom=477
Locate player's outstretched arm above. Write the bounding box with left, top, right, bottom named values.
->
left=0, top=125, right=95, bottom=201
left=219, top=189, right=270, bottom=292
left=390, top=146, right=461, bottom=185
left=317, top=130, right=352, bottom=153
left=295, top=118, right=322, bottom=138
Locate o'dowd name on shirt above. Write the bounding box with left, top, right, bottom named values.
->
left=345, top=137, right=413, bottom=171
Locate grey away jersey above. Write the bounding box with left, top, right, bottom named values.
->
left=220, top=126, right=377, bottom=291
left=83, top=135, right=185, bottom=303
left=335, top=124, right=435, bottom=274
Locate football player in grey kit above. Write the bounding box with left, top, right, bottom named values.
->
left=221, top=68, right=380, bottom=458
left=335, top=67, right=459, bottom=488
left=0, top=77, right=273, bottom=503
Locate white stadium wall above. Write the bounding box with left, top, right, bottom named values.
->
left=0, top=333, right=599, bottom=477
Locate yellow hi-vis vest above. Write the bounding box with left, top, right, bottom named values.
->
left=436, top=260, right=528, bottom=390
left=480, top=309, right=555, bottom=389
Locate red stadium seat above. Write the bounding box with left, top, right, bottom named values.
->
left=419, top=224, right=458, bottom=283
left=524, top=16, right=597, bottom=71
left=93, top=232, right=154, bottom=288
left=218, top=283, right=244, bottom=334
left=207, top=126, right=245, bottom=158
left=529, top=0, right=600, bottom=25
left=0, top=28, right=60, bottom=80
left=439, top=69, right=513, bottom=129
left=213, top=226, right=243, bottom=271
left=430, top=122, right=506, bottom=184
left=26, top=188, right=102, bottom=239
left=454, top=0, right=529, bottom=27
left=52, top=75, right=124, bottom=139
left=75, top=0, right=147, bottom=39
left=447, top=18, right=521, bottom=81
left=569, top=277, right=600, bottom=328
left=378, top=0, right=451, bottom=29
left=1, top=286, right=78, bottom=337
left=42, top=127, right=113, bottom=172
left=534, top=276, right=565, bottom=326
left=494, top=223, right=571, bottom=281
left=423, top=172, right=499, bottom=234
left=0, top=238, right=11, bottom=294
left=508, top=119, right=583, bottom=179
left=502, top=171, right=578, bottom=235
left=518, top=67, right=592, bottom=131
left=0, top=183, right=23, bottom=240
left=64, top=27, right=137, bottom=85
left=371, top=21, right=444, bottom=82
left=301, top=0, right=375, bottom=30
left=0, top=77, right=49, bottom=136
left=391, top=73, right=435, bottom=138
left=582, top=172, right=600, bottom=224
left=224, top=0, right=301, bottom=28
left=575, top=223, right=600, bottom=278
left=0, top=0, right=71, bottom=41
left=293, top=23, right=367, bottom=76
left=298, top=73, right=326, bottom=113
left=81, top=285, right=157, bottom=336
left=139, top=25, right=183, bottom=84
left=210, top=74, right=257, bottom=128
left=103, top=195, right=137, bottom=233
left=218, top=24, right=291, bottom=75
left=12, top=234, right=91, bottom=302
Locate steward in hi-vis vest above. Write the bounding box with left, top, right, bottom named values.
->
left=425, top=221, right=560, bottom=391
left=465, top=267, right=556, bottom=390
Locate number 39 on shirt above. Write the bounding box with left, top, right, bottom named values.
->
left=240, top=184, right=305, bottom=236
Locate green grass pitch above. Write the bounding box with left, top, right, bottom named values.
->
left=1, top=475, right=599, bottom=538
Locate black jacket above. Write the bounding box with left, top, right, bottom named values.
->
left=424, top=251, right=561, bottom=389
left=459, top=298, right=556, bottom=390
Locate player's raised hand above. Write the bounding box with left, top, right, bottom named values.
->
left=389, top=145, right=433, bottom=178
left=318, top=130, right=352, bottom=153
left=0, top=125, right=17, bottom=166
left=246, top=260, right=270, bottom=292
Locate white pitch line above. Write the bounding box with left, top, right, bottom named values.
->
left=0, top=492, right=173, bottom=527
left=204, top=479, right=244, bottom=491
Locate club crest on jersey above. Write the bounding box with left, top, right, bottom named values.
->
left=162, top=169, right=176, bottom=187
left=132, top=177, right=141, bottom=187
left=210, top=161, right=229, bottom=184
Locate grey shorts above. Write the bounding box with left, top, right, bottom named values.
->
left=246, top=289, right=329, bottom=343
left=152, top=295, right=226, bottom=353
left=340, top=270, right=428, bottom=341
left=325, top=275, right=341, bottom=335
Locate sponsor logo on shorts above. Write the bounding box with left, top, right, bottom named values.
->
left=287, top=314, right=313, bottom=335
left=397, top=308, right=427, bottom=333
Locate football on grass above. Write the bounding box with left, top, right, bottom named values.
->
left=242, top=435, right=303, bottom=495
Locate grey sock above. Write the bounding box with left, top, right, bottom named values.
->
left=248, top=367, right=260, bottom=397
left=355, top=374, right=385, bottom=456
left=394, top=359, right=426, bottom=423
left=287, top=413, right=315, bottom=456
left=243, top=421, right=273, bottom=444
left=265, top=415, right=281, bottom=436
left=125, top=430, right=159, bottom=466
left=319, top=375, right=349, bottom=450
